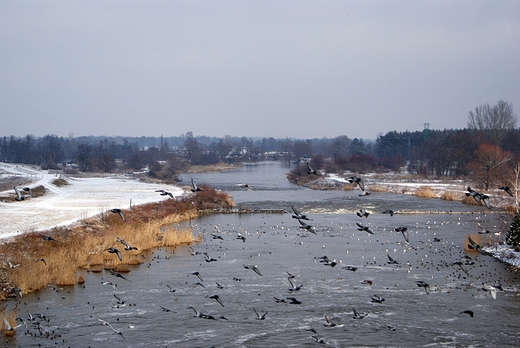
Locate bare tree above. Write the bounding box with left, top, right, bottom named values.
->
left=467, top=100, right=517, bottom=146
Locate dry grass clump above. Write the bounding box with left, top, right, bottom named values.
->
left=0, top=188, right=235, bottom=299
left=414, top=186, right=436, bottom=198
left=503, top=205, right=519, bottom=215
left=440, top=191, right=455, bottom=201
left=369, top=185, right=389, bottom=193
left=52, top=178, right=68, bottom=187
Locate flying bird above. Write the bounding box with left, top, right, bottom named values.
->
left=209, top=294, right=224, bottom=307
left=243, top=264, right=263, bottom=276
left=110, top=208, right=125, bottom=221
left=387, top=254, right=399, bottom=264
left=416, top=281, right=430, bottom=294
left=298, top=219, right=317, bottom=234
left=323, top=314, right=337, bottom=327
left=288, top=278, right=303, bottom=292
left=238, top=183, right=252, bottom=191
left=98, top=318, right=125, bottom=339
left=352, top=307, right=367, bottom=319
left=356, top=223, right=373, bottom=235
left=236, top=234, right=247, bottom=242
left=13, top=186, right=24, bottom=201
left=155, top=189, right=174, bottom=198
left=465, top=187, right=483, bottom=205
left=253, top=308, right=268, bottom=320
left=479, top=193, right=491, bottom=209
left=460, top=310, right=474, bottom=317
left=3, top=316, right=24, bottom=332
left=190, top=178, right=202, bottom=192
left=382, top=209, right=394, bottom=217
left=109, top=270, right=130, bottom=281
left=116, top=236, right=138, bottom=251
left=499, top=186, right=514, bottom=197
left=394, top=226, right=409, bottom=243
left=356, top=208, right=369, bottom=218
left=306, top=162, right=318, bottom=175
left=348, top=176, right=365, bottom=191
left=467, top=236, right=489, bottom=255
left=22, top=187, right=34, bottom=197
left=371, top=295, right=385, bottom=303
left=106, top=247, right=123, bottom=261
left=188, top=271, right=204, bottom=282
left=38, top=233, right=58, bottom=242
left=291, top=205, right=311, bottom=220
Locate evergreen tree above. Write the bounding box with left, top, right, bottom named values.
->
left=506, top=212, right=520, bottom=250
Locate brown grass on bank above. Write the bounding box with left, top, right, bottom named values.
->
left=369, top=185, right=389, bottom=193
left=0, top=188, right=234, bottom=300
left=414, top=186, right=436, bottom=198
left=440, top=191, right=454, bottom=201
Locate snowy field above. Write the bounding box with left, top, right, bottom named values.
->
left=0, top=163, right=185, bottom=240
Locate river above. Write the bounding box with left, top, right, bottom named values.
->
left=2, top=161, right=519, bottom=347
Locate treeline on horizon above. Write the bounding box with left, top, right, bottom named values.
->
left=0, top=127, right=518, bottom=176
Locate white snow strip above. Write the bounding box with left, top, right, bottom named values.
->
left=0, top=163, right=185, bottom=239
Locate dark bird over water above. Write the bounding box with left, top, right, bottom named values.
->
left=356, top=208, right=369, bottom=218
left=394, top=226, right=409, bottom=243
left=291, top=205, right=311, bottom=220
left=356, top=223, right=373, bottom=235
left=416, top=281, right=430, bottom=294
left=243, top=264, right=263, bottom=276
left=460, top=310, right=474, bottom=317
left=109, top=270, right=131, bottom=281
left=209, top=294, right=224, bottom=307
left=110, top=208, right=125, bottom=221
left=382, top=209, right=395, bottom=217
left=298, top=219, right=317, bottom=234
left=348, top=176, right=365, bottom=192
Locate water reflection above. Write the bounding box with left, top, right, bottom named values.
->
left=2, top=161, right=519, bottom=347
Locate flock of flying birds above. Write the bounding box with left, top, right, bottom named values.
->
left=4, top=169, right=518, bottom=345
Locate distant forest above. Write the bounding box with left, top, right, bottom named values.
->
left=1, top=101, right=519, bottom=190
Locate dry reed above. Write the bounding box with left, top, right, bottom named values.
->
left=440, top=191, right=454, bottom=201
left=414, top=186, right=436, bottom=198
left=0, top=188, right=234, bottom=299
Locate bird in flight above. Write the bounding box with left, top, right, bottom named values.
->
left=98, top=318, right=125, bottom=339
left=499, top=186, right=514, bottom=197
left=356, top=223, right=373, bottom=235
left=291, top=205, right=311, bottom=220
left=155, top=189, right=174, bottom=198
left=191, top=178, right=202, bottom=192
left=306, top=162, right=319, bottom=175
left=116, top=236, right=138, bottom=251
left=106, top=247, right=123, bottom=261
left=394, top=226, right=409, bottom=243
left=298, top=219, right=317, bottom=234
left=253, top=307, right=268, bottom=320
left=110, top=208, right=125, bottom=221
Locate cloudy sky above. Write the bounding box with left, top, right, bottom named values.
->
left=2, top=1, right=519, bottom=140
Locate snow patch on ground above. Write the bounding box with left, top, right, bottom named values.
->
left=484, top=244, right=520, bottom=268
left=0, top=163, right=186, bottom=239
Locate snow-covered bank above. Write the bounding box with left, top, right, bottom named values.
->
left=0, top=163, right=185, bottom=239
left=484, top=244, right=520, bottom=268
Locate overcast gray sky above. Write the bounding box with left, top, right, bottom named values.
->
left=2, top=1, right=519, bottom=140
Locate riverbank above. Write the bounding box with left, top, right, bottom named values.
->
left=0, top=188, right=235, bottom=300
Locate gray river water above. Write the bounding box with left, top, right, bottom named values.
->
left=2, top=161, right=520, bottom=347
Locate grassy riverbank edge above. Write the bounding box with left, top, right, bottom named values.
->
left=0, top=188, right=235, bottom=303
